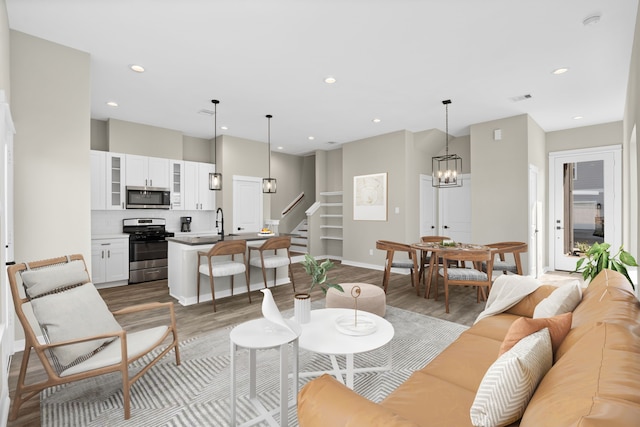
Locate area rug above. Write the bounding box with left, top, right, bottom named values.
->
left=41, top=306, right=468, bottom=426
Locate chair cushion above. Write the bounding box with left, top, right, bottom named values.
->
left=30, top=282, right=123, bottom=367
left=533, top=281, right=582, bottom=318
left=21, top=259, right=89, bottom=298
left=470, top=328, right=552, bottom=427
left=483, top=260, right=517, bottom=273
left=249, top=254, right=291, bottom=269
left=199, top=261, right=246, bottom=277
left=61, top=325, right=169, bottom=377
left=440, top=267, right=488, bottom=281
left=391, top=261, right=414, bottom=269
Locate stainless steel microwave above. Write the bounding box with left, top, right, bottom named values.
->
left=126, top=186, right=171, bottom=209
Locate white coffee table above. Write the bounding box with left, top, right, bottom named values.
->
left=230, top=318, right=300, bottom=427
left=296, top=308, right=394, bottom=389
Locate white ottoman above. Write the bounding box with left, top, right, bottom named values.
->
left=325, top=283, right=387, bottom=317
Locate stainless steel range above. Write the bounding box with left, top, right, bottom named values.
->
left=123, top=218, right=175, bottom=284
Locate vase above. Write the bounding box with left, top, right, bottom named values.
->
left=294, top=293, right=311, bottom=324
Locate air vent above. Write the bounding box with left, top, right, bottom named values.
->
left=327, top=141, right=338, bottom=145
left=509, top=94, right=532, bottom=102
left=198, top=109, right=215, bottom=116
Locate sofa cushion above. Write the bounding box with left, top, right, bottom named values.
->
left=498, top=312, right=572, bottom=356
left=533, top=281, right=582, bottom=318
left=521, top=322, right=640, bottom=427
left=470, top=328, right=552, bottom=427
left=504, top=285, right=556, bottom=318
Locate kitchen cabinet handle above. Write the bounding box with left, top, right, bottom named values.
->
left=101, top=250, right=104, bottom=259
left=107, top=250, right=111, bottom=258
left=150, top=179, right=153, bottom=187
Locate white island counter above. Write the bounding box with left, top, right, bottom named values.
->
left=167, top=233, right=293, bottom=306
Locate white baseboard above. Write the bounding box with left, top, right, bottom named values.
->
left=340, top=259, right=410, bottom=276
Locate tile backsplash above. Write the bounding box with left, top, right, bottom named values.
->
left=92, top=209, right=216, bottom=235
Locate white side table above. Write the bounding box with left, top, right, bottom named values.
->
left=230, top=317, right=300, bottom=427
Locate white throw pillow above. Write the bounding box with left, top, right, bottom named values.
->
left=31, top=283, right=122, bottom=367
left=470, top=328, right=552, bottom=427
left=533, top=281, right=582, bottom=318
left=21, top=259, right=89, bottom=298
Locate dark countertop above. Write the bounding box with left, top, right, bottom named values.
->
left=167, top=232, right=296, bottom=246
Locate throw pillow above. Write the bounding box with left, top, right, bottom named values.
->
left=498, top=312, right=572, bottom=356
left=533, top=281, right=582, bottom=318
left=21, top=259, right=89, bottom=298
left=470, top=328, right=552, bottom=427
left=30, top=282, right=123, bottom=367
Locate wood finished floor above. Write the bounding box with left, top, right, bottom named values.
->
left=6, top=261, right=489, bottom=427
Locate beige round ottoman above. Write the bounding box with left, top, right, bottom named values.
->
left=325, top=283, right=387, bottom=317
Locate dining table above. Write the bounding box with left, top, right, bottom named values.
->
left=410, top=241, right=491, bottom=299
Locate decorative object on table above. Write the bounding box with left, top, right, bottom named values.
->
left=262, top=114, right=277, bottom=193
left=326, top=283, right=387, bottom=317
left=258, top=227, right=274, bottom=236
left=351, top=285, right=361, bottom=326
left=573, top=242, right=637, bottom=289
left=260, top=288, right=299, bottom=335
left=432, top=99, right=462, bottom=188
left=353, top=172, right=387, bottom=221
left=298, top=254, right=343, bottom=324
left=441, top=239, right=456, bottom=247
left=294, top=293, right=311, bottom=324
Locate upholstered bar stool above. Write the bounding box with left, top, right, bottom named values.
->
left=325, top=283, right=387, bottom=317
left=248, top=236, right=296, bottom=291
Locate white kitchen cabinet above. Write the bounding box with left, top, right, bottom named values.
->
left=107, top=153, right=126, bottom=210
left=125, top=154, right=170, bottom=189
left=91, top=238, right=129, bottom=284
left=90, top=150, right=106, bottom=210
left=170, top=160, right=184, bottom=210
left=184, top=161, right=216, bottom=210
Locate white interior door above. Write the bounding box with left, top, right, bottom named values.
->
left=232, top=176, right=263, bottom=233
left=550, top=147, right=621, bottom=271
left=439, top=174, right=471, bottom=242
left=528, top=165, right=540, bottom=277
left=419, top=175, right=436, bottom=237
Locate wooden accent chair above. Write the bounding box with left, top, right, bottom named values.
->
left=376, top=240, right=419, bottom=294
left=484, top=241, right=528, bottom=275
left=7, top=254, right=180, bottom=421
left=197, top=239, right=251, bottom=311
left=438, top=249, right=494, bottom=313
left=248, top=236, right=296, bottom=291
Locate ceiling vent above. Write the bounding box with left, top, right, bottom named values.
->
left=509, top=94, right=533, bottom=102
left=327, top=141, right=338, bottom=145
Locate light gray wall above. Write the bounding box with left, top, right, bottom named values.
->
left=470, top=114, right=530, bottom=251
left=90, top=119, right=108, bottom=151
left=182, top=135, right=211, bottom=162
left=0, top=0, right=9, bottom=98
left=10, top=31, right=92, bottom=341
left=546, top=121, right=622, bottom=153
left=108, top=118, right=182, bottom=159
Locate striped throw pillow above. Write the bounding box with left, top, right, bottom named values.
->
left=470, top=328, right=552, bottom=427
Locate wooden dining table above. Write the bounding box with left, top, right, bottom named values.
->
left=410, top=241, right=490, bottom=299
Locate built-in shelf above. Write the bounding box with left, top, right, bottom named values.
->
left=321, top=202, right=343, bottom=207
left=319, top=191, right=343, bottom=249
left=320, top=236, right=343, bottom=241
left=321, top=225, right=343, bottom=229
left=321, top=214, right=343, bottom=218
left=320, top=191, right=343, bottom=196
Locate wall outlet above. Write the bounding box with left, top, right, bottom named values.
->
left=369, top=249, right=373, bottom=255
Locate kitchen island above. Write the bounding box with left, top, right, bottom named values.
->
left=167, top=233, right=294, bottom=306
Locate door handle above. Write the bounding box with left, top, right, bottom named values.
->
left=238, top=227, right=244, bottom=230
left=430, top=225, right=435, bottom=229
left=444, top=225, right=450, bottom=229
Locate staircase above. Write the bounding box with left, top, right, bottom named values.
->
left=290, top=219, right=308, bottom=256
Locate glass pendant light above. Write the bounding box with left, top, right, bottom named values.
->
left=262, top=114, right=277, bottom=193
left=209, top=99, right=222, bottom=190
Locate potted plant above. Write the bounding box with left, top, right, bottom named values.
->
left=295, top=255, right=343, bottom=323
left=574, top=242, right=637, bottom=290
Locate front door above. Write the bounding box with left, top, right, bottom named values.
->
left=232, top=175, right=263, bottom=233
left=549, top=147, right=621, bottom=271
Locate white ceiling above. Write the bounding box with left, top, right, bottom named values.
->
left=6, top=0, right=639, bottom=155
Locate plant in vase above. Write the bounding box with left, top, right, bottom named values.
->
left=573, top=242, right=637, bottom=290
left=295, top=255, right=343, bottom=323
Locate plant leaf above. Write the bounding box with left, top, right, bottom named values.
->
left=620, top=250, right=638, bottom=266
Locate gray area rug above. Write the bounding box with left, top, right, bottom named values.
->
left=41, top=305, right=468, bottom=426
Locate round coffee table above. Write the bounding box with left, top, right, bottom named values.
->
left=296, top=308, right=394, bottom=389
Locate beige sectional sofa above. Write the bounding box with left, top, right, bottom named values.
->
left=297, top=269, right=640, bottom=426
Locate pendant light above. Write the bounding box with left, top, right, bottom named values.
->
left=432, top=99, right=462, bottom=188
left=262, top=114, right=277, bottom=193
left=209, top=99, right=222, bottom=190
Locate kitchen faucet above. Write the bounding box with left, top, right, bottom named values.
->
left=216, top=207, right=224, bottom=238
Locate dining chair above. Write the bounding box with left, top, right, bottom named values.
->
left=7, top=254, right=180, bottom=421
left=248, top=236, right=296, bottom=291
left=418, top=236, right=452, bottom=292
left=376, top=240, right=419, bottom=294
left=197, top=240, right=251, bottom=311
left=484, top=241, right=528, bottom=275
left=438, top=249, right=493, bottom=313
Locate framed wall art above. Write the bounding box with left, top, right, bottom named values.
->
left=353, top=172, right=387, bottom=221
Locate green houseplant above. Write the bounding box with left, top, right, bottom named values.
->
left=574, top=242, right=637, bottom=290
left=300, top=254, right=343, bottom=294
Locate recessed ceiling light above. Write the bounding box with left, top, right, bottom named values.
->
left=220, top=126, right=228, bottom=130
left=573, top=116, right=584, bottom=120
left=277, top=146, right=284, bottom=150
left=130, top=64, right=145, bottom=73
left=106, top=101, right=119, bottom=107
left=583, top=14, right=601, bottom=26
left=308, top=136, right=315, bottom=140
left=372, top=118, right=381, bottom=123
left=552, top=67, right=569, bottom=75
left=324, top=76, right=336, bottom=84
